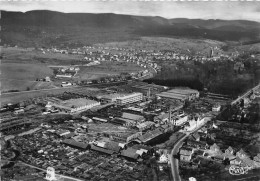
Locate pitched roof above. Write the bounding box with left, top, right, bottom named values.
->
left=120, top=148, right=140, bottom=159
left=226, top=146, right=234, bottom=153
left=62, top=139, right=89, bottom=149
left=122, top=113, right=145, bottom=122
left=180, top=147, right=193, bottom=156
left=90, top=145, right=114, bottom=155
left=138, top=128, right=163, bottom=143
left=104, top=141, right=121, bottom=152
left=191, top=132, right=200, bottom=140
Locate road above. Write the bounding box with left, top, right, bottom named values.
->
left=18, top=161, right=84, bottom=181
left=231, top=83, right=260, bottom=105
left=170, top=117, right=212, bottom=181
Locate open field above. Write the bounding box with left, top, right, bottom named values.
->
left=76, top=61, right=144, bottom=80
left=1, top=62, right=55, bottom=91
left=96, top=36, right=226, bottom=55
left=0, top=87, right=100, bottom=105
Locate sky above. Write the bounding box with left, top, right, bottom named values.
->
left=1, top=1, right=260, bottom=22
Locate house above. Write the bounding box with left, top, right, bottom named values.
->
left=191, top=132, right=200, bottom=141
left=104, top=141, right=122, bottom=153
left=241, top=158, right=254, bottom=169
left=212, top=154, right=226, bottom=163
left=120, top=148, right=140, bottom=160
left=90, top=145, right=115, bottom=155
left=236, top=149, right=248, bottom=159
left=225, top=146, right=234, bottom=155
left=158, top=154, right=169, bottom=164
left=212, top=105, right=221, bottom=112
left=210, top=143, right=220, bottom=152
left=186, top=140, right=208, bottom=150
left=230, top=157, right=242, bottom=165
left=253, top=153, right=260, bottom=163
left=180, top=147, right=194, bottom=162
left=198, top=127, right=208, bottom=134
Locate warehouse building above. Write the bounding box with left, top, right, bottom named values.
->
left=49, top=98, right=100, bottom=113
left=99, top=93, right=126, bottom=104
left=116, top=92, right=143, bottom=105
left=156, top=88, right=199, bottom=101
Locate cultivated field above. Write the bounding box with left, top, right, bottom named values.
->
left=76, top=62, right=143, bottom=80
left=1, top=63, right=55, bottom=91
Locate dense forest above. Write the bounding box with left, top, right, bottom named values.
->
left=145, top=53, right=260, bottom=96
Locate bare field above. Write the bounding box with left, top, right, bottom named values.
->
left=96, top=36, right=226, bottom=54
left=77, top=61, right=144, bottom=80
left=1, top=63, right=54, bottom=91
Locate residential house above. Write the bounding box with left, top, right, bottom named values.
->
left=230, top=157, right=242, bottom=165
left=210, top=143, right=220, bottom=152
left=241, top=158, right=255, bottom=169
left=225, top=146, right=234, bottom=155
left=180, top=147, right=194, bottom=162
left=198, top=127, right=208, bottom=134
left=187, top=140, right=208, bottom=150
left=120, top=148, right=141, bottom=160
left=212, top=154, right=226, bottom=163
left=253, top=153, right=260, bottom=163
left=191, top=132, right=200, bottom=141
left=236, top=149, right=248, bottom=159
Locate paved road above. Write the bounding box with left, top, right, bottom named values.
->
left=170, top=117, right=212, bottom=181
left=231, top=83, right=260, bottom=105
left=18, top=161, right=83, bottom=181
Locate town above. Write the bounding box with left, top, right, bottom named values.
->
left=1, top=60, right=260, bottom=180
left=1, top=4, right=260, bottom=181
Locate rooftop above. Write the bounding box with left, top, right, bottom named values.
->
left=62, top=98, right=99, bottom=108
left=116, top=92, right=142, bottom=100
left=122, top=113, right=145, bottom=121
left=156, top=92, right=187, bottom=100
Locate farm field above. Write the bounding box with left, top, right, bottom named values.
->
left=1, top=63, right=55, bottom=92
left=76, top=61, right=144, bottom=80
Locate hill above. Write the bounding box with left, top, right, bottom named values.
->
left=1, top=10, right=260, bottom=47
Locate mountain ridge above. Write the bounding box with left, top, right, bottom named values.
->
left=1, top=10, right=260, bottom=47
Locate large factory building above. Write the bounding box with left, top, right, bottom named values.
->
left=156, top=88, right=199, bottom=102
left=49, top=98, right=100, bottom=113
left=116, top=92, right=143, bottom=105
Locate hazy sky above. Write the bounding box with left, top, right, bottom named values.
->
left=2, top=1, right=260, bottom=22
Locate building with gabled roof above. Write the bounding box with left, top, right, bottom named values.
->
left=230, top=157, right=242, bottom=165
left=62, top=139, right=89, bottom=149
left=236, top=148, right=249, bottom=159
left=210, top=143, right=220, bottom=152
left=225, top=146, right=234, bottom=155
left=253, top=153, right=260, bottom=163
left=90, top=145, right=115, bottom=155
left=180, top=147, right=194, bottom=162
left=121, top=112, right=145, bottom=123
left=120, top=148, right=140, bottom=160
